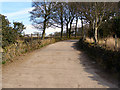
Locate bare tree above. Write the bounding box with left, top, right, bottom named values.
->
left=30, top=1, right=56, bottom=39
left=71, top=2, right=79, bottom=38
left=77, top=2, right=117, bottom=43
left=75, top=3, right=87, bottom=40
left=64, top=3, right=71, bottom=38
left=52, top=2, right=66, bottom=39
left=68, top=2, right=76, bottom=38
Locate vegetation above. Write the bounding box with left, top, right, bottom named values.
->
left=30, top=2, right=120, bottom=44
left=2, top=38, right=56, bottom=64
left=30, top=2, right=57, bottom=39
left=77, top=39, right=120, bottom=74
left=1, top=1, right=120, bottom=76
left=1, top=14, right=26, bottom=48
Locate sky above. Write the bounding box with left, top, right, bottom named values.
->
left=0, top=2, right=62, bottom=35
left=0, top=2, right=81, bottom=36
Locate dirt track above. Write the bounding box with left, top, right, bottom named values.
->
left=2, top=40, right=118, bottom=88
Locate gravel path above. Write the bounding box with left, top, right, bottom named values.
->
left=2, top=40, right=118, bottom=88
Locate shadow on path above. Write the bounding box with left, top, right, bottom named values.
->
left=71, top=40, right=119, bottom=88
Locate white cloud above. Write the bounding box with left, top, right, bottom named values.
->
left=23, top=24, right=40, bottom=34
left=23, top=24, right=62, bottom=35
left=3, top=7, right=34, bottom=17
left=45, top=27, right=61, bottom=35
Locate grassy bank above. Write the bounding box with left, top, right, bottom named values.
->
left=2, top=38, right=56, bottom=64
left=77, top=39, right=120, bottom=74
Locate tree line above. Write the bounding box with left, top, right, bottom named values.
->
left=1, top=2, right=120, bottom=48
left=30, top=1, right=120, bottom=43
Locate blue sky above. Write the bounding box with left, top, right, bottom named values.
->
left=1, top=2, right=32, bottom=24
left=0, top=2, right=62, bottom=35
left=1, top=2, right=40, bottom=34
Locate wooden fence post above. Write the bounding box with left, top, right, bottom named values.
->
left=37, top=33, right=39, bottom=41
left=31, top=34, right=33, bottom=47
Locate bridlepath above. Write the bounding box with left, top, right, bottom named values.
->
left=2, top=40, right=118, bottom=88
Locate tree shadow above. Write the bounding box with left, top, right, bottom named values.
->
left=71, top=41, right=119, bottom=88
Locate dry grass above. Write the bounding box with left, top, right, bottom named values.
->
left=2, top=38, right=56, bottom=63
left=86, top=37, right=120, bottom=50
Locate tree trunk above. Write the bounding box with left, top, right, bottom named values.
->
left=94, top=27, right=98, bottom=43
left=69, top=29, right=71, bottom=38
left=75, top=17, right=78, bottom=37
left=83, top=21, right=86, bottom=40
left=60, top=6, right=63, bottom=39
left=60, top=15, right=63, bottom=39
left=81, top=17, right=84, bottom=40
left=42, top=29, right=45, bottom=40
left=69, top=17, right=74, bottom=38
left=42, top=21, right=46, bottom=40
left=94, top=9, right=99, bottom=43
left=66, top=23, right=69, bottom=38
left=61, top=24, right=63, bottom=39
left=69, top=23, right=72, bottom=38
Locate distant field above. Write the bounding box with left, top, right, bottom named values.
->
left=19, top=36, right=81, bottom=42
